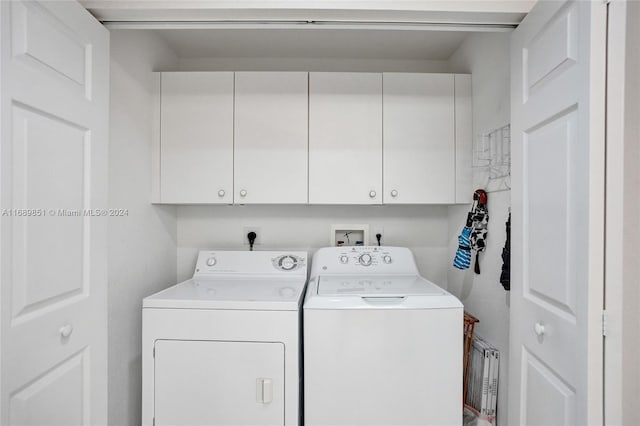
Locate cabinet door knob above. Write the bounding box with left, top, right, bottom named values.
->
left=390, top=189, right=398, bottom=197
left=369, top=190, right=377, bottom=198
left=217, top=189, right=225, bottom=197
left=59, top=324, right=73, bottom=338
left=534, top=322, right=546, bottom=336
left=239, top=189, right=247, bottom=197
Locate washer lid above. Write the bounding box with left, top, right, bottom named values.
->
left=143, top=277, right=306, bottom=310
left=316, top=275, right=445, bottom=297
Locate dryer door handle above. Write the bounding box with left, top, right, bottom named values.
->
left=256, top=378, right=273, bottom=404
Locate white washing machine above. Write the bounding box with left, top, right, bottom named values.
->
left=142, top=250, right=307, bottom=426
left=304, top=246, right=463, bottom=426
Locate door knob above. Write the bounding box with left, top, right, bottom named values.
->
left=369, top=190, right=377, bottom=198
left=239, top=189, right=247, bottom=197
left=390, top=189, right=398, bottom=197
left=217, top=189, right=225, bottom=197
left=534, top=322, right=545, bottom=336
left=59, top=324, right=73, bottom=338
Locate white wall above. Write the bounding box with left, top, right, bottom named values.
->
left=448, top=32, right=511, bottom=424
left=177, top=205, right=451, bottom=284
left=108, top=30, right=179, bottom=426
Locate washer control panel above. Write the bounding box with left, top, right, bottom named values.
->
left=194, top=250, right=307, bottom=276
left=335, top=248, right=393, bottom=267
left=310, top=246, right=418, bottom=276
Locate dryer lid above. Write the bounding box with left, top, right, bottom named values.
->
left=316, top=275, right=445, bottom=297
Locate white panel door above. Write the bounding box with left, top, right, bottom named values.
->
left=509, top=1, right=606, bottom=425
left=234, top=72, right=308, bottom=204
left=383, top=73, right=455, bottom=204
left=160, top=72, right=234, bottom=204
left=309, top=72, right=382, bottom=204
left=0, top=1, right=109, bottom=424
left=154, top=340, right=285, bottom=426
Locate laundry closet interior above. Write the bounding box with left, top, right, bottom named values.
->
left=111, top=19, right=512, bottom=425
left=3, top=1, right=623, bottom=426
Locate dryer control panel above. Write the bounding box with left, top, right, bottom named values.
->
left=194, top=250, right=307, bottom=277
left=310, top=246, right=419, bottom=276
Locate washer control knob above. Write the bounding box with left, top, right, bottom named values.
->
left=218, top=189, right=225, bottom=197
left=359, top=253, right=372, bottom=266
left=279, top=255, right=297, bottom=270
left=206, top=257, right=217, bottom=267
left=369, top=190, right=377, bottom=198
left=383, top=255, right=392, bottom=264
left=339, top=255, right=349, bottom=264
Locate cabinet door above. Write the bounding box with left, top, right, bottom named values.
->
left=154, top=340, right=285, bottom=426
left=160, top=72, right=233, bottom=203
left=309, top=73, right=382, bottom=204
left=234, top=72, right=308, bottom=204
left=383, top=73, right=455, bottom=204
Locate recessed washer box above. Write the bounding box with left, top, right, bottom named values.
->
left=330, top=224, right=369, bottom=247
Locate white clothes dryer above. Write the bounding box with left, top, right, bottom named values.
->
left=142, top=250, right=307, bottom=426
left=304, top=246, right=463, bottom=426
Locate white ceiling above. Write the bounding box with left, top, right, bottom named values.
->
left=153, top=28, right=471, bottom=60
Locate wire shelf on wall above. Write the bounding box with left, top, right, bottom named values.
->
left=473, top=124, right=511, bottom=192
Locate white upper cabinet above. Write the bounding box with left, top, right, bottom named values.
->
left=309, top=72, right=383, bottom=204
left=234, top=72, right=309, bottom=204
left=154, top=71, right=470, bottom=205
left=159, top=72, right=234, bottom=204
left=383, top=73, right=456, bottom=204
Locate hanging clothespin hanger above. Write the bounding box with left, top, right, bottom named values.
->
left=473, top=189, right=488, bottom=206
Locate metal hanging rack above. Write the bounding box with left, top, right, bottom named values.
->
left=473, top=124, right=511, bottom=193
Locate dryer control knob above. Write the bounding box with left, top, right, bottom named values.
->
left=279, top=255, right=297, bottom=270
left=206, top=257, right=217, bottom=267
left=359, top=253, right=372, bottom=266
left=383, top=255, right=392, bottom=264
left=339, top=255, right=349, bottom=264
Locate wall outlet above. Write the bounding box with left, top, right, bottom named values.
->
left=374, top=227, right=384, bottom=245
left=243, top=226, right=261, bottom=246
